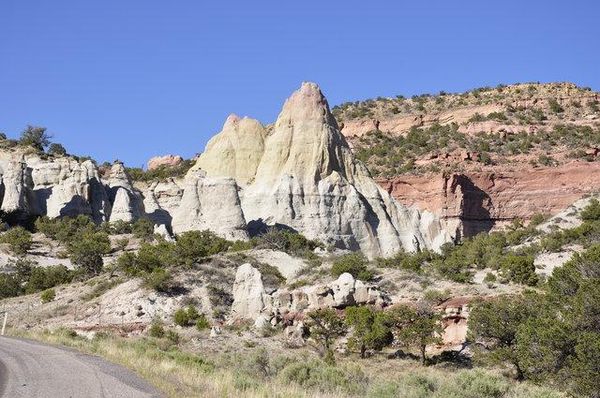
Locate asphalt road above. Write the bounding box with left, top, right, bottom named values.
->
left=0, top=336, right=163, bottom=398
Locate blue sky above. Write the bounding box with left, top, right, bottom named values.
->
left=1, top=0, right=599, bottom=167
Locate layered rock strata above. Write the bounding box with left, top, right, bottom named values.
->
left=191, top=82, right=451, bottom=257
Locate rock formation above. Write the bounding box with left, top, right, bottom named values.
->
left=186, top=82, right=451, bottom=257
left=147, top=155, right=183, bottom=171
left=0, top=153, right=111, bottom=222
left=379, top=161, right=600, bottom=236
left=230, top=263, right=389, bottom=323
left=0, top=83, right=453, bottom=259
left=106, top=162, right=142, bottom=223
left=171, top=170, right=248, bottom=240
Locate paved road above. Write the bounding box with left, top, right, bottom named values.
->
left=0, top=336, right=163, bottom=398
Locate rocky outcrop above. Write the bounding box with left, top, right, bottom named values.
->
left=188, top=82, right=452, bottom=257
left=0, top=153, right=112, bottom=222
left=171, top=170, right=248, bottom=240
left=193, top=115, right=267, bottom=185
left=231, top=263, right=270, bottom=321
left=106, top=162, right=142, bottom=223
left=379, top=161, right=600, bottom=236
left=147, top=155, right=183, bottom=171
left=230, top=263, right=389, bottom=323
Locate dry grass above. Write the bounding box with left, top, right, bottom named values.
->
left=11, top=328, right=567, bottom=398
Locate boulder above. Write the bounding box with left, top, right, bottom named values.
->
left=147, top=155, right=183, bottom=171
left=230, top=263, right=270, bottom=320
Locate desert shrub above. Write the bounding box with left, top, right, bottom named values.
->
left=106, top=220, right=133, bottom=235
left=175, top=230, right=231, bottom=265
left=529, top=213, right=549, bottom=227
left=0, top=273, right=23, bottom=298
left=173, top=306, right=200, bottom=327
left=68, top=231, right=111, bottom=275
left=19, top=125, right=51, bottom=151
left=580, top=198, right=600, bottom=221
left=435, top=369, right=508, bottom=398
left=500, top=254, right=538, bottom=286
left=141, top=268, right=173, bottom=292
left=278, top=360, right=367, bottom=395
left=330, top=253, right=374, bottom=281
left=35, top=215, right=97, bottom=244
left=548, top=99, right=564, bottom=113
left=40, top=288, right=56, bottom=303
left=195, top=314, right=210, bottom=331
left=25, top=264, right=74, bottom=293
left=252, top=228, right=322, bottom=256
left=132, top=218, right=155, bottom=241
left=47, top=143, right=67, bottom=156
left=388, top=303, right=443, bottom=365
left=148, top=318, right=166, bottom=338
left=0, top=226, right=32, bottom=255
left=306, top=308, right=346, bottom=362
left=344, top=306, right=392, bottom=358
left=125, top=159, right=194, bottom=182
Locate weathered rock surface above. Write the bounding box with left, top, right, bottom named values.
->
left=0, top=152, right=111, bottom=222
left=230, top=263, right=389, bottom=323
left=379, top=161, right=600, bottom=236
left=171, top=170, right=248, bottom=240
left=190, top=82, right=452, bottom=257
left=193, top=114, right=267, bottom=185
left=231, top=263, right=270, bottom=321
left=106, top=162, right=142, bottom=223
left=147, top=155, right=183, bottom=171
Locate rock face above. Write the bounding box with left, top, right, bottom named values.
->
left=230, top=264, right=389, bottom=323
left=0, top=83, right=454, bottom=258
left=106, top=162, right=142, bottom=223
left=147, top=155, right=183, bottom=171
left=379, top=161, right=600, bottom=236
left=188, top=82, right=452, bottom=257
left=171, top=170, right=248, bottom=240
left=231, top=263, right=270, bottom=320
left=193, top=114, right=267, bottom=185
left=0, top=153, right=111, bottom=222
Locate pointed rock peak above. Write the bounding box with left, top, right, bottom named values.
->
left=277, top=82, right=339, bottom=130
left=224, top=113, right=242, bottom=126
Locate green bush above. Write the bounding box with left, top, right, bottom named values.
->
left=148, top=319, right=166, bottom=338
left=500, top=254, right=538, bottom=286
left=40, top=288, right=56, bottom=303
left=330, top=253, right=374, bottom=281
left=252, top=228, right=322, bottom=256
left=173, top=306, right=200, bottom=327
left=0, top=226, right=33, bottom=255
left=142, top=268, right=172, bottom=291
left=175, top=230, right=231, bottom=265
left=132, top=218, right=155, bottom=241
left=68, top=231, right=111, bottom=275
left=278, top=360, right=367, bottom=395
left=19, top=125, right=51, bottom=151
left=195, top=314, right=210, bottom=331
left=48, top=143, right=67, bottom=156
left=25, top=264, right=74, bottom=293
left=580, top=198, right=600, bottom=221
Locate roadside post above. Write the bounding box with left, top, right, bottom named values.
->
left=1, top=311, right=7, bottom=336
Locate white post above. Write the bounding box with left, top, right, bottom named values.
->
left=1, top=312, right=7, bottom=336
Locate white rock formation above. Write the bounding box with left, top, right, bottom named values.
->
left=186, top=82, right=452, bottom=257
left=193, top=114, right=267, bottom=185
left=107, top=162, right=142, bottom=223
left=171, top=170, right=248, bottom=240
left=231, top=263, right=270, bottom=320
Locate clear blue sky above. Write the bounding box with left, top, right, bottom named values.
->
left=1, top=0, right=599, bottom=167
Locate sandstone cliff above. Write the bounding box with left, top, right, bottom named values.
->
left=187, top=82, right=452, bottom=257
